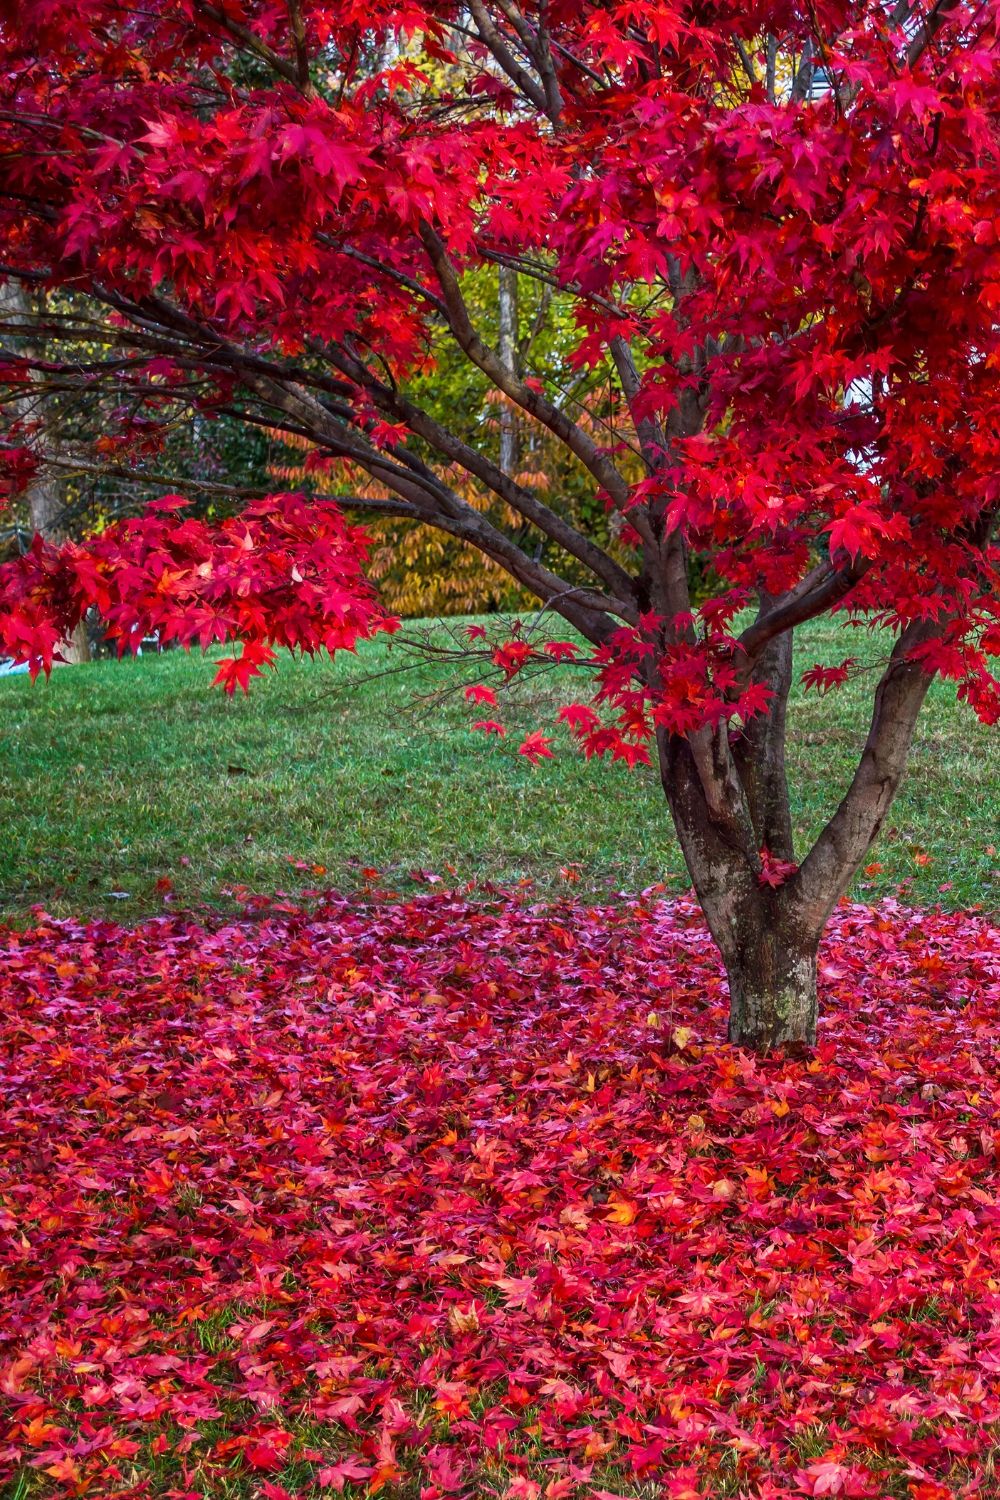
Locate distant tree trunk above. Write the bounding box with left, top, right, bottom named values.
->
left=497, top=266, right=519, bottom=478
left=1, top=280, right=90, bottom=662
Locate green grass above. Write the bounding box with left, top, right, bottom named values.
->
left=0, top=614, right=996, bottom=924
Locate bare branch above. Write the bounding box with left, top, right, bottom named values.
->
left=739, top=557, right=869, bottom=664
left=418, top=221, right=633, bottom=511
left=477, top=245, right=625, bottom=318
left=466, top=0, right=551, bottom=116
left=790, top=37, right=816, bottom=102
left=319, top=238, right=450, bottom=319
left=325, top=340, right=640, bottom=614
left=287, top=0, right=311, bottom=89
left=33, top=452, right=403, bottom=514
left=765, top=34, right=778, bottom=104
left=733, top=37, right=758, bottom=88
left=192, top=0, right=310, bottom=91
left=533, top=0, right=563, bottom=122
left=905, top=0, right=961, bottom=67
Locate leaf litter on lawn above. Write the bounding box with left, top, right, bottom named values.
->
left=1, top=889, right=999, bottom=1498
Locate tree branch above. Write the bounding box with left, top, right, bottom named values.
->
left=739, top=556, right=869, bottom=665
left=476, top=246, right=624, bottom=319
left=326, top=340, right=640, bottom=615
left=226, top=350, right=626, bottom=645
left=192, top=1, right=310, bottom=92
left=466, top=0, right=551, bottom=117
left=905, top=0, right=962, bottom=68
left=319, top=238, right=450, bottom=319
left=419, top=221, right=633, bottom=511
left=794, top=619, right=939, bottom=927
left=733, top=37, right=758, bottom=88
left=287, top=0, right=311, bottom=89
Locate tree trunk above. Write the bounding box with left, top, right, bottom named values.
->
left=25, top=468, right=91, bottom=663
left=497, top=265, right=520, bottom=477
left=723, top=922, right=818, bottom=1050
left=653, top=619, right=938, bottom=1053
left=657, top=725, right=821, bottom=1052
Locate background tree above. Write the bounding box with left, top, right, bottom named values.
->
left=0, top=0, right=998, bottom=1049
left=0, top=283, right=95, bottom=658
left=267, top=262, right=641, bottom=615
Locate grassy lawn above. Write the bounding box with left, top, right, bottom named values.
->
left=0, top=613, right=997, bottom=923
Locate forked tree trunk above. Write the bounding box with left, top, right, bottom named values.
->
left=657, top=726, right=820, bottom=1049
left=672, top=823, right=824, bottom=1051
left=655, top=618, right=937, bottom=1052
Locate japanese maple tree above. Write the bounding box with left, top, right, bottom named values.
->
left=0, top=0, right=998, bottom=1049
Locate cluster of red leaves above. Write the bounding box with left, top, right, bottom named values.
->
left=462, top=614, right=775, bottom=765
left=0, top=494, right=396, bottom=684
left=2, top=891, right=999, bottom=1498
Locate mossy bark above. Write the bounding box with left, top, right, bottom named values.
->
left=724, top=932, right=818, bottom=1050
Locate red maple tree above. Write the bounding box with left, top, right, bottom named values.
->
left=0, top=0, right=998, bottom=1048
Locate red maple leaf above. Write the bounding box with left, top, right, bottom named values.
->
left=518, top=729, right=555, bottom=763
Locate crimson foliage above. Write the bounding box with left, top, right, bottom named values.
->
left=0, top=495, right=394, bottom=684
left=1, top=1, right=999, bottom=733
left=2, top=891, right=998, bottom=1497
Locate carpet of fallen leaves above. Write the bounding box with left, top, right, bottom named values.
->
left=2, top=891, right=1000, bottom=1500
